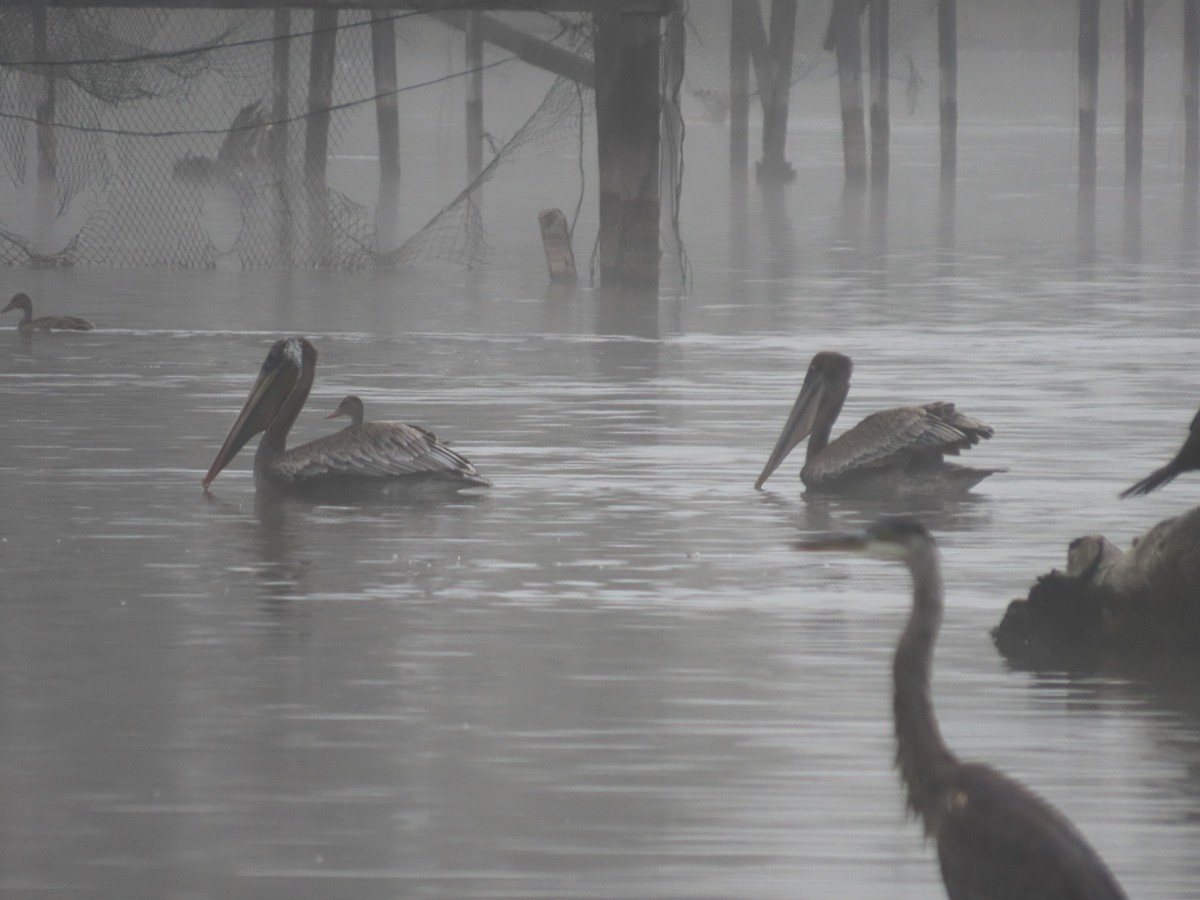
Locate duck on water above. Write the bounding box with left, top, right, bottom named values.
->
left=755, top=352, right=1000, bottom=494
left=202, top=337, right=490, bottom=494
left=2, top=292, right=93, bottom=332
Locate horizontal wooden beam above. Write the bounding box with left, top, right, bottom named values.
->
left=432, top=10, right=593, bottom=88
left=36, top=1, right=670, bottom=12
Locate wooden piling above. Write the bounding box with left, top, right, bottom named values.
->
left=269, top=9, right=293, bottom=262
left=1125, top=0, right=1145, bottom=255
left=937, top=0, right=956, bottom=248
left=661, top=0, right=685, bottom=284
left=831, top=0, right=867, bottom=187
left=868, top=0, right=889, bottom=189
left=1078, top=0, right=1099, bottom=260
left=758, top=0, right=798, bottom=184
left=32, top=6, right=56, bottom=249
left=304, top=8, right=337, bottom=265
left=370, top=10, right=400, bottom=250
left=729, top=0, right=752, bottom=177
left=593, top=11, right=661, bottom=289
left=1185, top=0, right=1199, bottom=236
left=465, top=11, right=484, bottom=183
left=538, top=208, right=576, bottom=284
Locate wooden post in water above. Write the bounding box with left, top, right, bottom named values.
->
left=539, top=208, right=577, bottom=284
left=937, top=0, right=957, bottom=248
left=304, top=8, right=338, bottom=265
left=1078, top=0, right=1099, bottom=261
left=269, top=9, right=293, bottom=262
left=661, top=0, right=686, bottom=284
left=758, top=0, right=798, bottom=183
left=729, top=0, right=752, bottom=178
left=466, top=11, right=484, bottom=184
left=594, top=11, right=661, bottom=288
left=868, top=0, right=889, bottom=190
left=1184, top=0, right=1200, bottom=238
left=371, top=11, right=400, bottom=250
left=1124, top=0, right=1145, bottom=256
left=829, top=0, right=867, bottom=187
left=32, top=6, right=56, bottom=252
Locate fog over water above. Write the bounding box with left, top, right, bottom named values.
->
left=2, top=38, right=1200, bottom=900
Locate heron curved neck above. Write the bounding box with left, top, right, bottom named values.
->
left=256, top=343, right=315, bottom=465
left=893, top=546, right=958, bottom=833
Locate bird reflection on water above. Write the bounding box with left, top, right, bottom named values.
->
left=797, top=518, right=1129, bottom=900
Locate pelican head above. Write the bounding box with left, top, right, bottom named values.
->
left=794, top=516, right=933, bottom=563
left=326, top=394, right=364, bottom=427
left=202, top=337, right=312, bottom=487
left=755, top=351, right=853, bottom=490
left=2, top=293, right=32, bottom=317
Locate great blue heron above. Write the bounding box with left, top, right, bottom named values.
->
left=203, top=337, right=490, bottom=492
left=1, top=293, right=93, bottom=332
left=1120, top=407, right=1200, bottom=497
left=755, top=352, right=1000, bottom=493
left=796, top=518, right=1129, bottom=899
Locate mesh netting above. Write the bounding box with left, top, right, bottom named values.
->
left=0, top=7, right=604, bottom=270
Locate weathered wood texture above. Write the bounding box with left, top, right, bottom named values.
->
left=371, top=10, right=401, bottom=248
left=538, top=208, right=576, bottom=284
left=594, top=11, right=661, bottom=288
left=305, top=7, right=338, bottom=263
left=758, top=0, right=798, bottom=183
left=993, top=506, right=1200, bottom=664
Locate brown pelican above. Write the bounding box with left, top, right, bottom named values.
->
left=797, top=518, right=1129, bottom=900
left=202, top=337, right=490, bottom=492
left=326, top=394, right=364, bottom=427
left=2, top=292, right=93, bottom=332
left=755, top=352, right=999, bottom=493
left=1120, top=407, right=1200, bottom=497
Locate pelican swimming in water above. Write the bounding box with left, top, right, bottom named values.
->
left=1120, top=407, right=1200, bottom=497
left=796, top=518, right=1129, bottom=899
left=326, top=394, right=365, bottom=427
left=755, top=352, right=1000, bottom=493
left=2, top=292, right=93, bottom=332
left=202, top=337, right=490, bottom=492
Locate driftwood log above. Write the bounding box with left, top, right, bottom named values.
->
left=993, top=505, right=1200, bottom=665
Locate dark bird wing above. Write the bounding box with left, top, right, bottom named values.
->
left=807, top=403, right=993, bottom=483
left=937, top=763, right=1128, bottom=900
left=1120, top=410, right=1200, bottom=497
left=276, top=422, right=490, bottom=486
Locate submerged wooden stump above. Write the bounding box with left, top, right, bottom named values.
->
left=993, top=506, right=1200, bottom=665
left=538, top=208, right=576, bottom=284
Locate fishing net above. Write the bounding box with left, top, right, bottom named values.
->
left=0, top=7, right=606, bottom=271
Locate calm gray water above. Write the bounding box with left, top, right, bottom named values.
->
left=3, top=116, right=1200, bottom=900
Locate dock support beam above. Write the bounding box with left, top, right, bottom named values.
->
left=1185, top=0, right=1200, bottom=238
left=868, top=0, right=889, bottom=191
left=269, top=9, right=293, bottom=261
left=594, top=10, right=661, bottom=289
left=729, top=0, right=752, bottom=179
left=304, top=8, right=337, bottom=265
left=1125, top=0, right=1145, bottom=257
left=938, top=0, right=957, bottom=249
left=466, top=11, right=484, bottom=184
left=32, top=6, right=57, bottom=251
left=758, top=0, right=798, bottom=184
left=371, top=10, right=401, bottom=250
left=1078, top=0, right=1099, bottom=261
left=830, top=0, right=867, bottom=187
